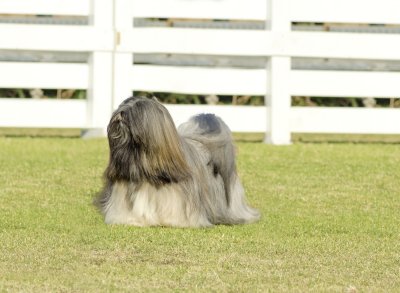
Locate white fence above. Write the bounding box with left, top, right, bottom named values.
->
left=1, top=0, right=400, bottom=144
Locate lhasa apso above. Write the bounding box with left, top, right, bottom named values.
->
left=96, top=96, right=260, bottom=227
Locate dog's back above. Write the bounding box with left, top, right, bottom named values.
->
left=178, top=114, right=236, bottom=206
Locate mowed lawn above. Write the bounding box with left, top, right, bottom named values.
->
left=0, top=135, right=399, bottom=292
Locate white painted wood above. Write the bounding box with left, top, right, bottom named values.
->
left=89, top=0, right=113, bottom=28
left=291, top=0, right=400, bottom=25
left=4, top=100, right=398, bottom=135
left=114, top=53, right=134, bottom=108
left=0, top=62, right=88, bottom=89
left=118, top=28, right=270, bottom=56
left=130, top=65, right=266, bottom=95
left=166, top=105, right=267, bottom=133
left=0, top=99, right=87, bottom=128
left=87, top=1, right=114, bottom=132
left=87, top=52, right=113, bottom=131
left=120, top=29, right=400, bottom=61
left=122, top=66, right=400, bottom=98
left=115, top=0, right=134, bottom=29
left=131, top=0, right=266, bottom=21
left=0, top=24, right=113, bottom=52
left=266, top=0, right=290, bottom=31
left=291, top=70, right=400, bottom=98
left=265, top=57, right=291, bottom=144
left=0, top=0, right=90, bottom=16
left=285, top=32, right=400, bottom=61
left=113, top=0, right=135, bottom=108
left=264, top=0, right=291, bottom=145
left=8, top=0, right=398, bottom=25
left=291, top=107, right=400, bottom=134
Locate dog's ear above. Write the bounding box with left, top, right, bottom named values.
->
left=106, top=110, right=133, bottom=181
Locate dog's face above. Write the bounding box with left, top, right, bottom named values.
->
left=106, top=96, right=191, bottom=187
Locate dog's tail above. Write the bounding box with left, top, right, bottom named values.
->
left=178, top=114, right=236, bottom=206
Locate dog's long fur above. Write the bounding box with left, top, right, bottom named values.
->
left=96, top=96, right=260, bottom=227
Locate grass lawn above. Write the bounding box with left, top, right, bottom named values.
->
left=0, top=134, right=399, bottom=292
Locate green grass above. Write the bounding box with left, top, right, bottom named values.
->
left=1, top=136, right=399, bottom=292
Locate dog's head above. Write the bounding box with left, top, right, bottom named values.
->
left=106, top=96, right=191, bottom=186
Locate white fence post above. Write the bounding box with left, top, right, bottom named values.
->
left=113, top=0, right=134, bottom=109
left=84, top=0, right=114, bottom=137
left=264, top=0, right=291, bottom=144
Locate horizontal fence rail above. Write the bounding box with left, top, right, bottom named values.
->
left=129, top=66, right=400, bottom=98
left=0, top=0, right=90, bottom=16
left=291, top=108, right=400, bottom=134
left=0, top=24, right=113, bottom=52
left=131, top=0, right=267, bottom=20
left=0, top=99, right=87, bottom=128
left=131, top=65, right=267, bottom=96
left=166, top=105, right=267, bottom=133
left=291, top=71, right=400, bottom=98
left=0, top=62, right=88, bottom=89
left=121, top=29, right=400, bottom=60
left=1, top=0, right=400, bottom=143
left=291, top=0, right=400, bottom=24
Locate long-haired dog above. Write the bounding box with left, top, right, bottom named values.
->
left=96, top=96, right=260, bottom=227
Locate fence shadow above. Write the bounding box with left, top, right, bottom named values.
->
left=233, top=132, right=400, bottom=144
left=0, top=128, right=82, bottom=138
left=292, top=133, right=400, bottom=145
